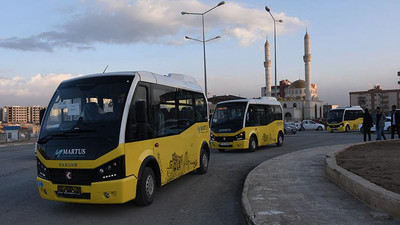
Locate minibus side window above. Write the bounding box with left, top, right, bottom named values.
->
left=344, top=110, right=351, bottom=121
left=126, top=85, right=152, bottom=142
left=264, top=105, right=274, bottom=124
left=274, top=105, right=282, bottom=120
left=246, top=105, right=255, bottom=127
left=177, top=90, right=195, bottom=130
left=255, top=105, right=266, bottom=125
left=194, top=93, right=207, bottom=122
left=357, top=110, right=363, bottom=119
left=152, top=85, right=179, bottom=137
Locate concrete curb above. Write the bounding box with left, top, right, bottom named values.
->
left=326, top=141, right=400, bottom=219
left=0, top=140, right=36, bottom=149
left=242, top=169, right=256, bottom=225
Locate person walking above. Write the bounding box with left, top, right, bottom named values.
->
left=374, top=107, right=386, bottom=141
left=362, top=108, right=373, bottom=142
left=390, top=105, right=400, bottom=139
left=300, top=120, right=304, bottom=131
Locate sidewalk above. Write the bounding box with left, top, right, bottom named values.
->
left=242, top=144, right=400, bottom=225
left=0, top=139, right=36, bottom=149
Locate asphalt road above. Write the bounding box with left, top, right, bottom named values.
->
left=0, top=131, right=366, bottom=225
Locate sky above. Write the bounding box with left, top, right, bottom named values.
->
left=1, top=0, right=399, bottom=106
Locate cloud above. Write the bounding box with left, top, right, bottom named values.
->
left=0, top=0, right=305, bottom=51
left=0, top=74, right=76, bottom=105
left=0, top=36, right=54, bottom=52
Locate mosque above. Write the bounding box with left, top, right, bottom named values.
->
left=261, top=31, right=324, bottom=122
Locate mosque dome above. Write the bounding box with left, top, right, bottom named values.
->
left=288, top=79, right=305, bottom=89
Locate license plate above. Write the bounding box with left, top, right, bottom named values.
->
left=58, top=185, right=81, bottom=195
left=219, top=142, right=230, bottom=146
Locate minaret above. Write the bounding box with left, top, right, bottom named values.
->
left=303, top=30, right=313, bottom=119
left=264, top=39, right=272, bottom=97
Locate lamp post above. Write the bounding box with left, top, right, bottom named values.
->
left=265, top=6, right=283, bottom=98
left=182, top=1, right=225, bottom=97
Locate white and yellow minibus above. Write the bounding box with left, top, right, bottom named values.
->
left=36, top=71, right=210, bottom=205
left=326, top=106, right=363, bottom=132
left=210, top=97, right=284, bottom=152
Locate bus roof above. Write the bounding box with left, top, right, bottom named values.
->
left=216, top=97, right=281, bottom=106
left=331, top=106, right=363, bottom=111
left=61, top=71, right=204, bottom=94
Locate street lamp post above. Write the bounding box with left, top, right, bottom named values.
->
left=265, top=6, right=283, bottom=98
left=182, top=1, right=225, bottom=97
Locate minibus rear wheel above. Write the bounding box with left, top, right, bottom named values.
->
left=135, top=167, right=155, bottom=206
left=197, top=148, right=209, bottom=174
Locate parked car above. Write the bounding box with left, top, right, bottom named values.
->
left=284, top=123, right=297, bottom=134
left=295, top=120, right=325, bottom=131
left=358, top=117, right=391, bottom=133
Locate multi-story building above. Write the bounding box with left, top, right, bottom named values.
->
left=0, top=107, right=5, bottom=122
left=7, top=106, right=29, bottom=123
left=30, top=106, right=45, bottom=124
left=4, top=106, right=46, bottom=124
left=261, top=79, right=292, bottom=98
left=349, top=85, right=400, bottom=112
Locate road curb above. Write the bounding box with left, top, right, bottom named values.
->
left=242, top=168, right=256, bottom=225
left=326, top=141, right=400, bottom=219
left=0, top=140, right=36, bottom=149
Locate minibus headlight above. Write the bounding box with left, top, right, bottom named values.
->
left=210, top=133, right=216, bottom=141
left=235, top=132, right=245, bottom=140
left=37, top=158, right=50, bottom=180
left=93, top=156, right=125, bottom=182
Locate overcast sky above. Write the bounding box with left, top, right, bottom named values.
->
left=1, top=0, right=399, bottom=106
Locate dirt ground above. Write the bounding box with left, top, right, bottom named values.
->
left=336, top=140, right=400, bottom=194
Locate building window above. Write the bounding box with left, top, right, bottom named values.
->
left=283, top=103, right=287, bottom=108
left=293, top=103, right=297, bottom=108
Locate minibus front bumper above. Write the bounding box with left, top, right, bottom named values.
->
left=210, top=139, right=249, bottom=150
left=327, top=124, right=345, bottom=132
left=36, top=176, right=137, bottom=204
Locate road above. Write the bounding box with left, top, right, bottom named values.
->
left=0, top=131, right=366, bottom=225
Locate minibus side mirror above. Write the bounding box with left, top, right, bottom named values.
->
left=39, top=109, right=46, bottom=125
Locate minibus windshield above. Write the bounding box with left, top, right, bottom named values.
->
left=327, top=109, right=344, bottom=124
left=211, top=102, right=247, bottom=133
left=38, top=76, right=133, bottom=160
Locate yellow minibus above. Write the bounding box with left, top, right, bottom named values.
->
left=326, top=106, right=363, bottom=132
left=36, top=71, right=209, bottom=205
left=210, top=97, right=284, bottom=152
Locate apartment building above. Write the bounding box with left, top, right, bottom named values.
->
left=2, top=106, right=46, bottom=124
left=349, top=85, right=400, bottom=112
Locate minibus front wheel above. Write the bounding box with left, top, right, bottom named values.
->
left=135, top=167, right=156, bottom=206
left=248, top=135, right=257, bottom=152
left=276, top=132, right=284, bottom=147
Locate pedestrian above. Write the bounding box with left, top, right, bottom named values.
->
left=300, top=120, right=304, bottom=131
left=362, top=108, right=373, bottom=142
left=373, top=106, right=386, bottom=141
left=390, top=105, right=400, bottom=139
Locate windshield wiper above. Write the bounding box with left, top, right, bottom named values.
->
left=37, top=128, right=95, bottom=144
left=37, top=133, right=68, bottom=144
